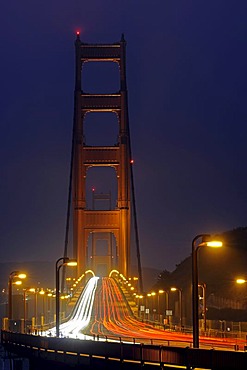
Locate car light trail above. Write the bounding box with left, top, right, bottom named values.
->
left=46, top=276, right=99, bottom=338
left=45, top=276, right=247, bottom=349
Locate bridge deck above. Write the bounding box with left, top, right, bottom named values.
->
left=2, top=330, right=247, bottom=370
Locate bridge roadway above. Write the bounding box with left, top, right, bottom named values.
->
left=2, top=277, right=247, bottom=369
left=46, top=276, right=246, bottom=350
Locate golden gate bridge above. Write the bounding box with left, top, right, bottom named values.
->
left=1, top=34, right=246, bottom=370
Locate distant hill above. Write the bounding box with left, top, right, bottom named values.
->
left=152, top=227, right=247, bottom=322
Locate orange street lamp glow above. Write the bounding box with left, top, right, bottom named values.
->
left=204, top=241, right=223, bottom=248
left=170, top=287, right=177, bottom=292
left=236, top=278, right=246, bottom=284
left=66, top=260, right=77, bottom=267
left=14, top=280, right=22, bottom=286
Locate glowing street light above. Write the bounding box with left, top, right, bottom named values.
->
left=8, top=271, right=27, bottom=325
left=170, top=287, right=182, bottom=329
left=55, top=257, right=77, bottom=337
left=236, top=278, right=246, bottom=284
left=192, top=234, right=223, bottom=348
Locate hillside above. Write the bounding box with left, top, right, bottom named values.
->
left=153, top=227, right=247, bottom=321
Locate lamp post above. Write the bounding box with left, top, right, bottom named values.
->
left=55, top=257, right=77, bottom=337
left=46, top=290, right=54, bottom=324
left=23, top=289, right=28, bottom=333
left=137, top=294, right=144, bottom=318
left=170, top=287, right=182, bottom=329
left=27, top=288, right=38, bottom=331
left=23, top=287, right=37, bottom=333
left=198, top=283, right=207, bottom=332
left=39, top=289, right=46, bottom=328
left=146, top=293, right=152, bottom=321
left=8, top=271, right=26, bottom=325
left=157, top=290, right=168, bottom=323
left=157, top=290, right=164, bottom=315
left=192, top=234, right=223, bottom=348
left=151, top=292, right=156, bottom=320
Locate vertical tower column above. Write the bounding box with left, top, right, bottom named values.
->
left=72, top=33, right=131, bottom=277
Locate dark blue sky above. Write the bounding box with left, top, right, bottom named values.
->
left=1, top=1, right=247, bottom=272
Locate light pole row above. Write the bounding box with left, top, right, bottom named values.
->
left=137, top=288, right=181, bottom=326
left=8, top=257, right=77, bottom=336
left=136, top=233, right=223, bottom=348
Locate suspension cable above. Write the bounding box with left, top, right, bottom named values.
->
left=125, top=98, right=144, bottom=294
left=61, top=95, right=76, bottom=292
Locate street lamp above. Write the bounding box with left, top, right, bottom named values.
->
left=157, top=290, right=164, bottom=315
left=170, top=287, right=182, bottom=329
left=27, top=288, right=38, bottom=331
left=136, top=294, right=144, bottom=318
left=22, top=287, right=38, bottom=333
left=236, top=278, right=246, bottom=284
left=39, top=289, right=46, bottom=328
left=55, top=257, right=77, bottom=337
left=23, top=289, right=28, bottom=333
left=151, top=292, right=156, bottom=320
left=192, top=234, right=223, bottom=348
left=8, top=271, right=27, bottom=325
left=198, top=283, right=207, bottom=332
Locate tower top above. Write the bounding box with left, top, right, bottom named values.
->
left=74, top=32, right=125, bottom=45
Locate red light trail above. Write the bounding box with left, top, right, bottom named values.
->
left=47, top=277, right=246, bottom=350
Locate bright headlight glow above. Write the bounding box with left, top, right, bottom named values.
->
left=46, top=276, right=99, bottom=339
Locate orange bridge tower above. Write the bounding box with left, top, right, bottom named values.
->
left=72, top=34, right=132, bottom=278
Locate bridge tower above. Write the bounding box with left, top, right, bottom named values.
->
left=72, top=33, right=131, bottom=278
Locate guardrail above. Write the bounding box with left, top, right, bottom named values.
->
left=2, top=330, right=247, bottom=370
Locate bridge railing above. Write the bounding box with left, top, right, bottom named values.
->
left=2, top=330, right=247, bottom=369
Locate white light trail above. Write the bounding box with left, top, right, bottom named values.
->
left=46, top=276, right=99, bottom=338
